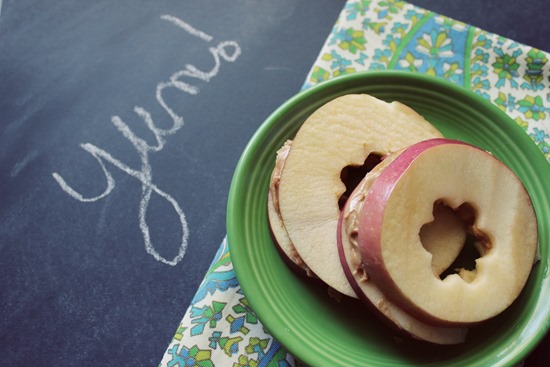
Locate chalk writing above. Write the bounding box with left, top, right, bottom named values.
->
left=52, top=15, right=241, bottom=266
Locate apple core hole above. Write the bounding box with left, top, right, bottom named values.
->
left=338, top=153, right=383, bottom=210
left=420, top=201, right=492, bottom=283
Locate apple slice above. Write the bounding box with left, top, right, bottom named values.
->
left=267, top=140, right=315, bottom=276
left=358, top=138, right=538, bottom=325
left=337, top=152, right=468, bottom=344
left=278, top=94, right=443, bottom=297
left=340, top=150, right=467, bottom=283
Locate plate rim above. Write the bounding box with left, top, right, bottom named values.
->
left=227, top=70, right=550, bottom=367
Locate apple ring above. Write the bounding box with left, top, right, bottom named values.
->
left=337, top=151, right=468, bottom=344
left=358, top=138, right=538, bottom=325
left=277, top=94, right=443, bottom=297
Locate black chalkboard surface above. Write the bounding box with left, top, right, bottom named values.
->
left=0, top=1, right=344, bottom=365
left=1, top=1, right=549, bottom=366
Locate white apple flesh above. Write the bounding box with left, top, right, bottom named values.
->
left=267, top=140, right=316, bottom=276
left=278, top=94, right=443, bottom=297
left=337, top=152, right=468, bottom=344
left=358, top=138, right=538, bottom=325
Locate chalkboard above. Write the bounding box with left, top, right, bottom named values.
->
left=1, top=1, right=549, bottom=366
left=0, top=1, right=344, bottom=365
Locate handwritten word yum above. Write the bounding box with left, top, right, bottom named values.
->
left=52, top=15, right=241, bottom=266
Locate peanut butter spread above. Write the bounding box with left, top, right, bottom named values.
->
left=269, top=140, right=292, bottom=221
left=343, top=170, right=377, bottom=283
left=342, top=152, right=399, bottom=282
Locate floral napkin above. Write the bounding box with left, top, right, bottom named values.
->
left=159, top=0, right=550, bottom=366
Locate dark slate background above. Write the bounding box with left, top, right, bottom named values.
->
left=0, top=1, right=547, bottom=365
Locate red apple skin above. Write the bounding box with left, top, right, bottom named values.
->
left=337, top=208, right=411, bottom=338
left=357, top=138, right=538, bottom=326
left=337, top=211, right=468, bottom=344
left=359, top=139, right=457, bottom=258
left=358, top=139, right=470, bottom=325
left=337, top=168, right=468, bottom=344
left=337, top=208, right=400, bottom=334
left=358, top=139, right=458, bottom=290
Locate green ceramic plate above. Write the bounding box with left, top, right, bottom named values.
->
left=227, top=71, right=550, bottom=366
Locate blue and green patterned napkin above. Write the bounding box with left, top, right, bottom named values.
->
left=159, top=1, right=550, bottom=366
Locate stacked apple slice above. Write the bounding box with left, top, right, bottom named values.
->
left=356, top=138, right=538, bottom=325
left=267, top=94, right=538, bottom=344
left=337, top=149, right=469, bottom=344
left=269, top=94, right=443, bottom=297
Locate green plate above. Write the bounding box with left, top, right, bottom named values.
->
left=227, top=71, right=550, bottom=366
